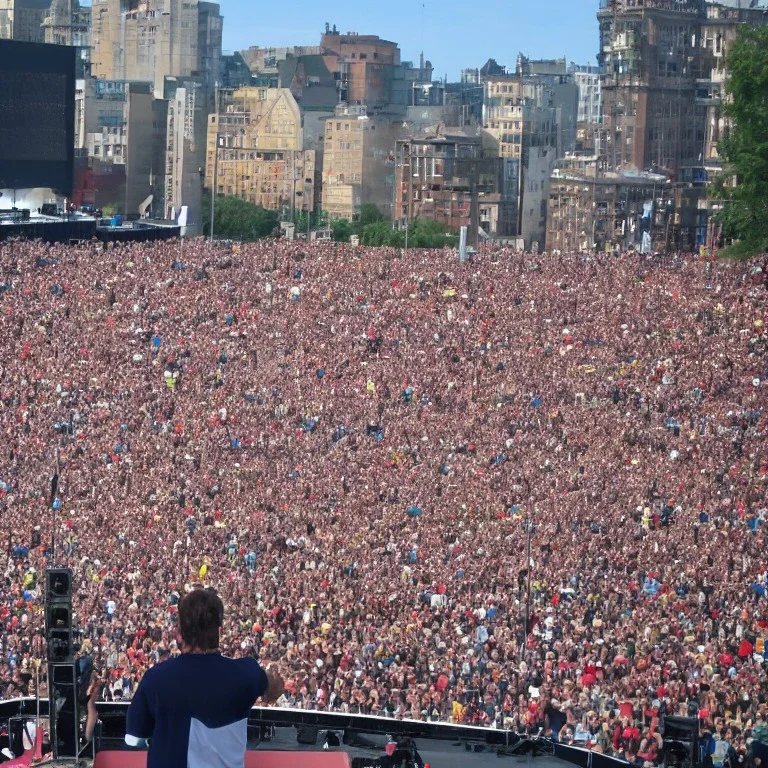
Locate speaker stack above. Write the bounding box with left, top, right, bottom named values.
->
left=45, top=567, right=80, bottom=761
left=661, top=715, right=700, bottom=768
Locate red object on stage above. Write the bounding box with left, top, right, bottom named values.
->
left=93, top=750, right=351, bottom=768
left=3, top=725, right=44, bottom=767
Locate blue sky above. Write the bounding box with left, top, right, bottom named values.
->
left=219, top=0, right=600, bottom=80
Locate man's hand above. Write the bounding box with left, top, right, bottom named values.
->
left=87, top=677, right=100, bottom=706
left=84, top=677, right=101, bottom=742
left=261, top=666, right=285, bottom=703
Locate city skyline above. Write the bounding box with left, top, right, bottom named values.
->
left=219, top=0, right=599, bottom=78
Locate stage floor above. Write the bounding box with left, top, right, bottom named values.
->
left=42, top=727, right=572, bottom=768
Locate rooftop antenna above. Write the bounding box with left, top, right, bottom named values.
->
left=421, top=3, right=425, bottom=62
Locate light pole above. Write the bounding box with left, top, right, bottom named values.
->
left=209, top=82, right=220, bottom=241
left=523, top=514, right=533, bottom=652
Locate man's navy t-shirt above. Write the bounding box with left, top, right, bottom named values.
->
left=126, top=653, right=268, bottom=768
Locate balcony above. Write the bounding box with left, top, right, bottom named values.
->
left=695, top=86, right=720, bottom=106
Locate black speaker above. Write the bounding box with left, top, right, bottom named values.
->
left=46, top=604, right=73, bottom=662
left=46, top=568, right=72, bottom=601
left=661, top=716, right=700, bottom=768
left=662, top=716, right=699, bottom=741
left=296, top=725, right=318, bottom=745
left=45, top=568, right=74, bottom=662
left=48, top=662, right=80, bottom=760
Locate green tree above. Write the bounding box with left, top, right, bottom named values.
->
left=360, top=220, right=392, bottom=246
left=331, top=218, right=353, bottom=242
left=358, top=203, right=385, bottom=227
left=407, top=219, right=458, bottom=248
left=202, top=194, right=279, bottom=240
left=715, top=25, right=768, bottom=253
left=334, top=209, right=457, bottom=248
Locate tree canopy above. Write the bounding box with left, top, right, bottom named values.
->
left=202, top=194, right=279, bottom=240
left=715, top=25, right=768, bottom=253
left=330, top=204, right=457, bottom=249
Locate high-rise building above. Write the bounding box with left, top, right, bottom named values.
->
left=0, top=0, right=90, bottom=57
left=546, top=169, right=672, bottom=253
left=394, top=131, right=517, bottom=239
left=516, top=56, right=579, bottom=155
left=320, top=25, right=401, bottom=109
left=205, top=87, right=315, bottom=217
left=322, top=104, right=403, bottom=221
left=482, top=76, right=557, bottom=159
left=41, top=0, right=90, bottom=76
left=597, top=0, right=705, bottom=174
left=91, top=0, right=221, bottom=97
left=73, top=74, right=206, bottom=221
left=0, top=0, right=53, bottom=42
left=569, top=63, right=602, bottom=125
left=277, top=53, right=339, bottom=212
left=598, top=0, right=768, bottom=177
left=481, top=74, right=561, bottom=244
left=163, top=77, right=205, bottom=231
left=197, top=1, right=222, bottom=91
left=78, top=79, right=160, bottom=213
left=697, top=0, right=768, bottom=179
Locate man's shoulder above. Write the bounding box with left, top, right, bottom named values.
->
left=143, top=653, right=263, bottom=679
left=223, top=655, right=267, bottom=680
left=136, top=655, right=188, bottom=685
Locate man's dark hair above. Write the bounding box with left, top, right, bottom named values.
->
left=179, top=587, right=224, bottom=650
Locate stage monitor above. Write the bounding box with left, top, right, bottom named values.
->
left=0, top=39, right=75, bottom=196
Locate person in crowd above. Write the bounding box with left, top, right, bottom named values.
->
left=126, top=587, right=283, bottom=767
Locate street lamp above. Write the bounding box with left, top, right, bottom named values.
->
left=523, top=514, right=534, bottom=653
left=209, top=82, right=220, bottom=241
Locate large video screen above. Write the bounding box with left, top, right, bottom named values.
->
left=0, top=40, right=75, bottom=195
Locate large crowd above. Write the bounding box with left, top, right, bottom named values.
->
left=0, top=237, right=767, bottom=767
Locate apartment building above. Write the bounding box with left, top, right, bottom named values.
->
left=320, top=26, right=401, bottom=108
left=91, top=0, right=221, bottom=97
left=394, top=131, right=517, bottom=238
left=481, top=75, right=560, bottom=245
left=597, top=0, right=706, bottom=174
left=697, top=0, right=768, bottom=176
left=482, top=76, right=558, bottom=160
left=78, top=79, right=161, bottom=213
left=598, top=0, right=768, bottom=177
left=0, top=0, right=53, bottom=41
left=569, top=63, right=602, bottom=125
left=164, top=78, right=205, bottom=231
left=546, top=169, right=672, bottom=253
left=73, top=73, right=205, bottom=222
left=322, top=104, right=403, bottom=220
left=205, top=87, right=315, bottom=216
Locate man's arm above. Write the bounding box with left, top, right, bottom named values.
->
left=125, top=681, right=153, bottom=748
left=259, top=666, right=285, bottom=704
left=84, top=678, right=100, bottom=743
